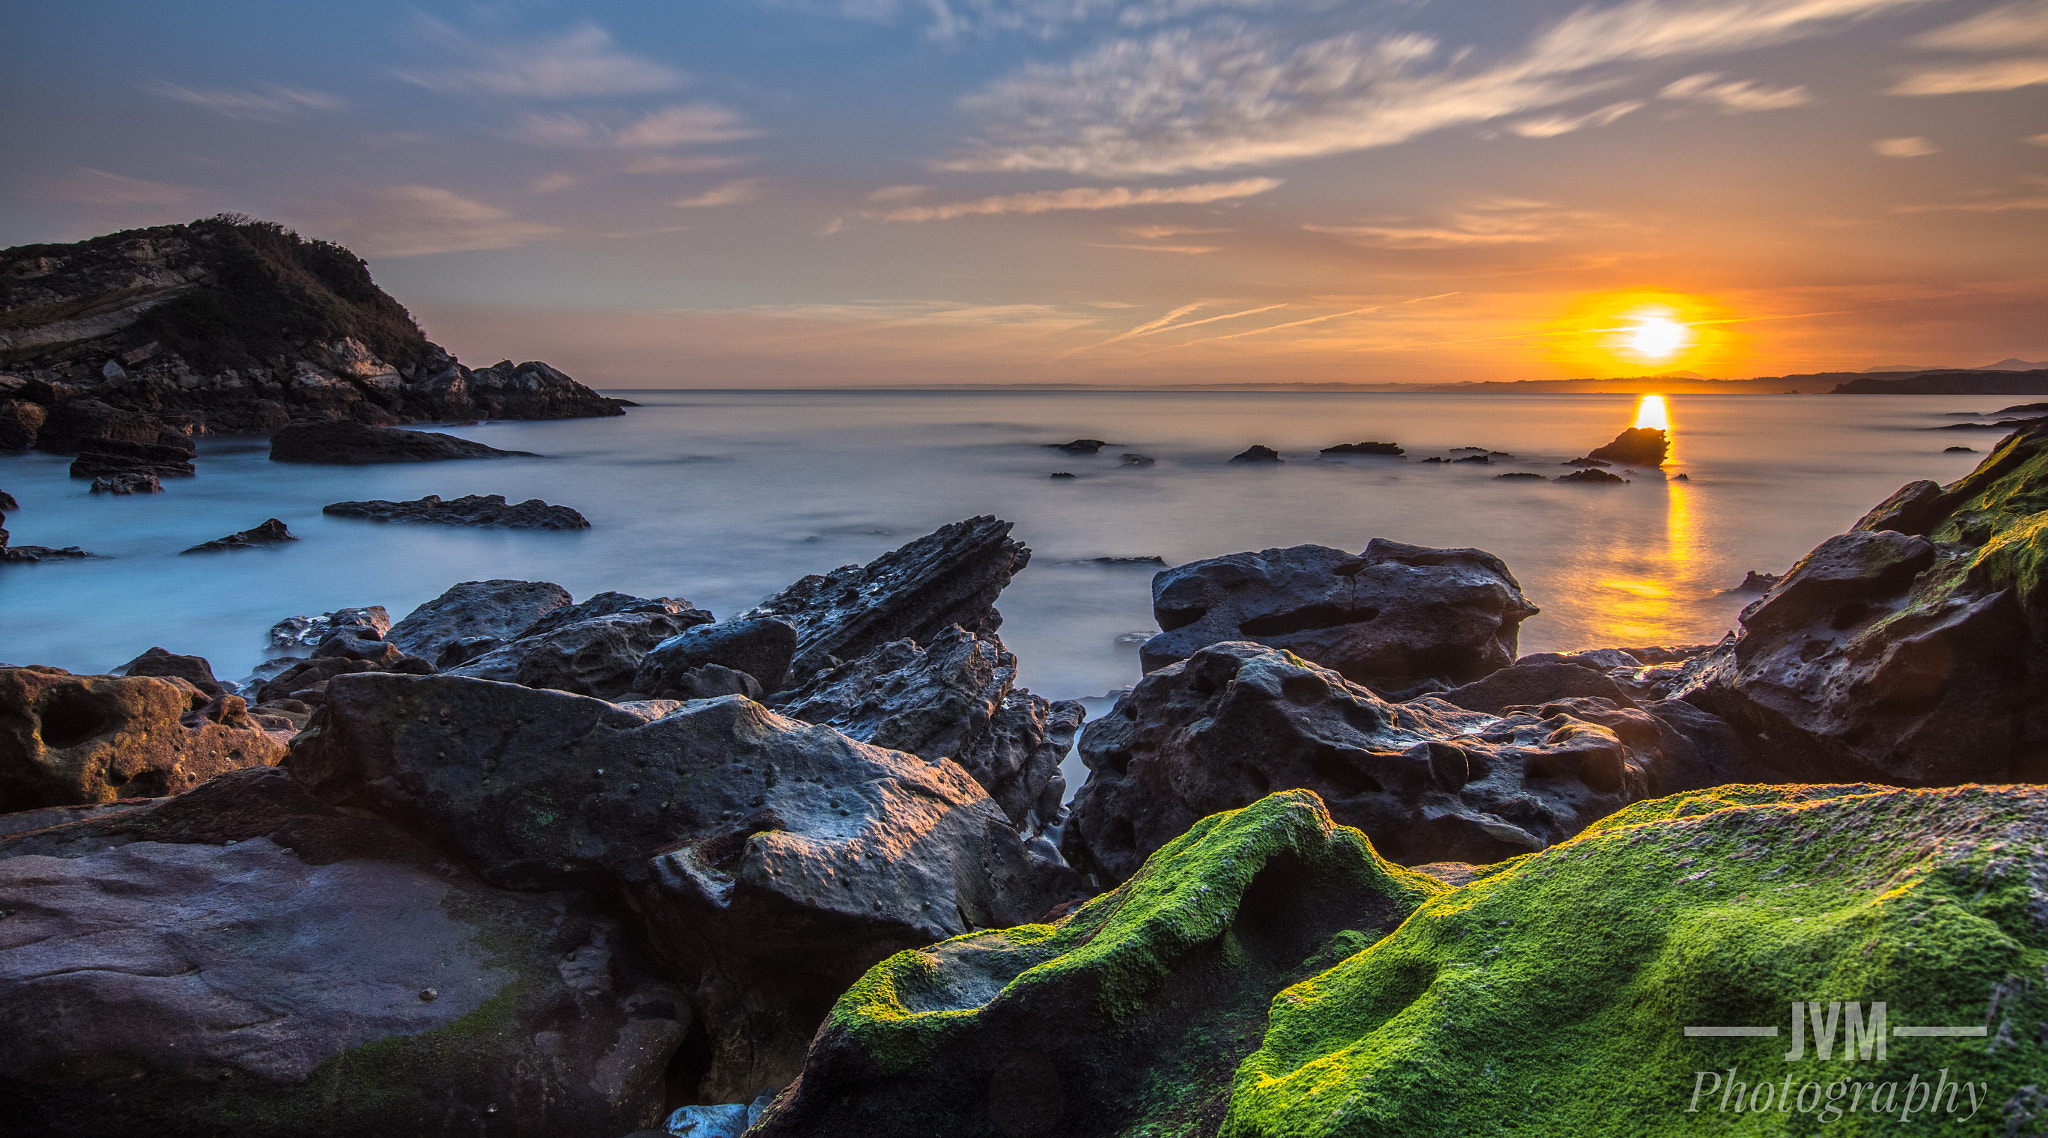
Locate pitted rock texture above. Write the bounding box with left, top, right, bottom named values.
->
left=383, top=579, right=573, bottom=665
left=742, top=516, right=1030, bottom=684
left=1063, top=642, right=1698, bottom=883
left=446, top=601, right=714, bottom=700
left=636, top=616, right=800, bottom=700
left=0, top=667, right=285, bottom=811
left=775, top=625, right=1083, bottom=829
left=288, top=673, right=1083, bottom=1100
left=1140, top=538, right=1539, bottom=699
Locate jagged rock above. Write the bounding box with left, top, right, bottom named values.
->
left=1320, top=441, right=1403, bottom=455
left=1495, top=471, right=1544, bottom=480
left=88, top=471, right=160, bottom=494
left=520, top=591, right=703, bottom=640
left=323, top=493, right=590, bottom=530
left=774, top=626, right=1082, bottom=829
left=754, top=791, right=1444, bottom=1138
left=1062, top=642, right=1709, bottom=882
left=742, top=517, right=1030, bottom=685
left=116, top=647, right=224, bottom=698
left=67, top=437, right=194, bottom=479
left=289, top=673, right=1085, bottom=1100
left=1140, top=539, right=1539, bottom=698
left=1228, top=445, right=1281, bottom=464
left=383, top=579, right=572, bottom=665
left=426, top=359, right=625, bottom=422
left=1558, top=467, right=1627, bottom=483
left=1452, top=453, right=1491, bottom=464
left=0, top=543, right=92, bottom=563
left=1676, top=423, right=2048, bottom=783
left=1727, top=570, right=1783, bottom=593
left=1945, top=444, right=1975, bottom=452
left=446, top=603, right=715, bottom=700
left=0, top=666, right=285, bottom=811
left=636, top=617, right=798, bottom=699
left=0, top=767, right=685, bottom=1137
left=1584, top=425, right=1668, bottom=466
left=180, top=517, right=295, bottom=553
left=270, top=420, right=538, bottom=464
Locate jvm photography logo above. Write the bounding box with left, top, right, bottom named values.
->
left=1684, top=1001, right=1994, bottom=1123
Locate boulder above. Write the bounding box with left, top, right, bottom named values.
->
left=116, top=647, right=224, bottom=698
left=323, top=493, right=590, bottom=531
left=0, top=667, right=285, bottom=811
left=0, top=489, right=17, bottom=510
left=383, top=580, right=572, bottom=664
left=288, top=673, right=1085, bottom=1100
left=267, top=606, right=390, bottom=651
left=1319, top=441, right=1403, bottom=456
left=0, top=398, right=46, bottom=452
left=742, top=517, right=1030, bottom=684
left=1062, top=642, right=1695, bottom=882
left=1676, top=422, right=2048, bottom=783
left=1140, top=538, right=1539, bottom=698
left=1228, top=445, right=1281, bottom=464
left=269, top=420, right=538, bottom=464
left=1727, top=570, right=1782, bottom=593
left=446, top=605, right=716, bottom=700
left=1583, top=425, right=1668, bottom=466
left=774, top=626, right=1083, bottom=829
left=180, top=517, right=295, bottom=553
left=67, top=437, right=194, bottom=479
left=753, top=792, right=1445, bottom=1138
left=88, top=472, right=161, bottom=494
left=0, top=767, right=685, bottom=1137
left=636, top=617, right=799, bottom=701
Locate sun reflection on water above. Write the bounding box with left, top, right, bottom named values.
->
left=1583, top=395, right=1699, bottom=648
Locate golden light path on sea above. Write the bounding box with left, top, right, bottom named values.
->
left=1591, top=393, right=1693, bottom=647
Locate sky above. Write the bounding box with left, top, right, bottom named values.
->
left=2, top=0, right=2044, bottom=386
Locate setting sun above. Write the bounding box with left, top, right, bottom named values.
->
left=1623, top=312, right=1692, bottom=362
left=1544, top=290, right=1739, bottom=377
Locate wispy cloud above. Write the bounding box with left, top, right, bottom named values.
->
left=143, top=80, right=344, bottom=121
left=673, top=178, right=765, bottom=207
left=849, top=177, right=1281, bottom=224
left=1659, top=71, right=1811, bottom=110
left=1872, top=135, right=1939, bottom=156
left=398, top=18, right=685, bottom=99
left=1305, top=198, right=1623, bottom=249
left=511, top=105, right=758, bottom=150
left=1088, top=242, right=1223, bottom=253
left=1507, top=100, right=1643, bottom=138
left=296, top=185, right=558, bottom=256
left=1909, top=1, right=2048, bottom=50
left=623, top=154, right=748, bottom=175
left=1894, top=176, right=2048, bottom=211
left=767, top=0, right=1300, bottom=41
left=42, top=168, right=206, bottom=208
left=1890, top=56, right=2048, bottom=94
left=1121, top=224, right=1231, bottom=238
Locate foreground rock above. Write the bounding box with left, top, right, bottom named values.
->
left=743, top=516, right=1031, bottom=684
left=382, top=579, right=572, bottom=665
left=755, top=792, right=1443, bottom=1138
left=0, top=666, right=285, bottom=811
left=0, top=767, right=683, bottom=1137
left=1677, top=420, right=2048, bottom=783
left=270, top=420, right=538, bottom=464
left=1141, top=539, right=1539, bottom=698
left=180, top=517, right=295, bottom=553
left=323, top=493, right=589, bottom=530
left=636, top=616, right=799, bottom=699
left=445, top=596, right=713, bottom=699
left=1063, top=642, right=1734, bottom=881
left=763, top=783, right=2048, bottom=1137
left=290, top=673, right=1084, bottom=1100
left=1583, top=425, right=1668, bottom=466
left=775, top=625, right=1082, bottom=830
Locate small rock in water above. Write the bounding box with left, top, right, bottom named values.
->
left=1119, top=453, right=1155, bottom=466
left=1083, top=556, right=1166, bottom=566
left=1494, top=472, right=1544, bottom=480
left=1046, top=439, right=1108, bottom=454
left=1561, top=457, right=1612, bottom=468
left=1452, top=454, right=1491, bottom=464
left=1727, top=570, right=1783, bottom=594
left=181, top=518, right=297, bottom=554
left=0, top=490, right=17, bottom=511
left=1944, top=445, right=1974, bottom=453
left=1673, top=472, right=1690, bottom=480
left=89, top=472, right=163, bottom=495
left=1557, top=468, right=1627, bottom=484
left=1320, top=441, right=1403, bottom=456
left=1049, top=472, right=1076, bottom=479
left=1228, top=445, right=1281, bottom=464
left=1583, top=426, right=1668, bottom=466
left=322, top=493, right=589, bottom=531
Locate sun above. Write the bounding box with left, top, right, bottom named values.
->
left=1623, top=312, right=1692, bottom=362
left=1543, top=290, right=1737, bottom=376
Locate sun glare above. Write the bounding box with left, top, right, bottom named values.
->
left=1633, top=394, right=1669, bottom=431
left=1545, top=290, right=1735, bottom=376
left=1625, top=313, right=1690, bottom=361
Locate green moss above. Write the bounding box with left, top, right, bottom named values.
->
left=1225, top=784, right=2048, bottom=1136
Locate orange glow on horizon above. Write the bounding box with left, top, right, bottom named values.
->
left=1544, top=290, right=1742, bottom=377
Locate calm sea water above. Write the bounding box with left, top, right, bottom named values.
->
left=0, top=390, right=1996, bottom=708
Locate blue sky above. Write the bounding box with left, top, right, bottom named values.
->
left=3, top=0, right=2044, bottom=384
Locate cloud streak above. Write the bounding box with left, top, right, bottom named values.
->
left=143, top=81, right=345, bottom=121
left=399, top=19, right=686, bottom=99
left=1890, top=57, right=2048, bottom=94
left=511, top=105, right=758, bottom=150
left=853, top=177, right=1281, bottom=223
left=296, top=185, right=558, bottom=257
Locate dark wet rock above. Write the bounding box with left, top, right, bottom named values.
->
left=1584, top=425, right=1668, bottom=466
left=1437, top=661, right=1635, bottom=713
left=1228, top=444, right=1281, bottom=464
left=1561, top=457, right=1612, bottom=467
left=775, top=626, right=1082, bottom=829
left=87, top=472, right=160, bottom=494
left=323, top=493, right=589, bottom=530
left=742, top=516, right=1030, bottom=685
left=1452, top=453, right=1491, bottom=464
left=254, top=654, right=432, bottom=706
left=1046, top=439, right=1107, bottom=454
left=1945, top=445, right=1975, bottom=453
left=1141, top=538, right=1539, bottom=699
left=1494, top=471, right=1544, bottom=480
left=116, top=647, right=224, bottom=698
left=180, top=517, right=295, bottom=553
left=1062, top=642, right=1694, bottom=883
left=1320, top=441, right=1403, bottom=456
left=1049, top=472, right=1075, bottom=479
left=446, top=359, right=626, bottom=421
left=0, top=767, right=685, bottom=1137
left=0, top=490, right=17, bottom=511
left=383, top=579, right=573, bottom=664
left=270, top=420, right=538, bottom=464
left=0, top=666, right=286, bottom=811
left=635, top=616, right=797, bottom=699
left=1118, top=453, right=1154, bottom=467
left=446, top=602, right=715, bottom=700
left=1558, top=468, right=1627, bottom=484
left=1727, top=570, right=1783, bottom=594
left=519, top=591, right=700, bottom=641
left=67, top=437, right=194, bottom=479
left=754, top=791, right=1441, bottom=1138
left=289, top=673, right=1085, bottom=1100
left=1419, top=456, right=1448, bottom=463
left=267, top=606, right=390, bottom=651
left=1676, top=423, right=2048, bottom=783
left=0, top=398, right=45, bottom=452
left=32, top=398, right=185, bottom=455
left=1081, top=555, right=1165, bottom=566
left=0, top=543, right=93, bottom=563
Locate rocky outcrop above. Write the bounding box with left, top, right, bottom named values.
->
left=383, top=579, right=573, bottom=665
left=1583, top=425, right=1668, bottom=466
left=270, top=421, right=538, bottom=464
left=1140, top=539, right=1539, bottom=699
left=774, top=626, right=1082, bottom=830
left=635, top=617, right=800, bottom=699
left=754, top=792, right=1445, bottom=1138
left=1676, top=421, right=2048, bottom=784
left=289, top=673, right=1085, bottom=1101
left=1228, top=445, right=1281, bottom=464
left=445, top=600, right=714, bottom=700
left=181, top=517, right=295, bottom=553
left=742, top=517, right=1031, bottom=684
left=0, top=767, right=685, bottom=1137
left=0, top=666, right=285, bottom=811
left=323, top=493, right=589, bottom=530
left=1063, top=642, right=1728, bottom=882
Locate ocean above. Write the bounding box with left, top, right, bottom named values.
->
left=0, top=389, right=1996, bottom=716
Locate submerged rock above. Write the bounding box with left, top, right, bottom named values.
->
left=1140, top=539, right=1539, bottom=698
left=269, top=420, right=538, bottom=464
left=1583, top=425, right=1668, bottom=466
left=323, top=493, right=590, bottom=530
left=1118, top=453, right=1155, bottom=467
left=180, top=517, right=295, bottom=553
left=383, top=579, right=573, bottom=665
left=0, top=666, right=285, bottom=811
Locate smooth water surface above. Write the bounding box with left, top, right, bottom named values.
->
left=0, top=390, right=1997, bottom=704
